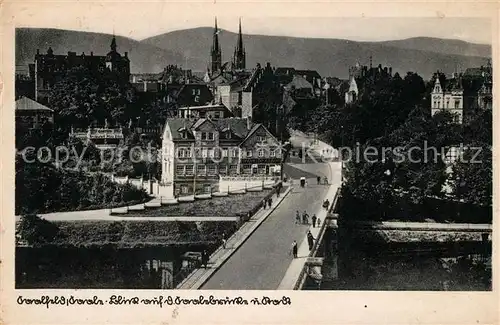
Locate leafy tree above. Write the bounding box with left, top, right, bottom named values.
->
left=16, top=214, right=62, bottom=246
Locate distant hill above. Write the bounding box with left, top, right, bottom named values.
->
left=142, top=28, right=491, bottom=79
left=376, top=37, right=491, bottom=58
left=16, top=28, right=193, bottom=73
left=16, top=28, right=491, bottom=79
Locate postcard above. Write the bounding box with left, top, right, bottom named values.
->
left=1, top=0, right=497, bottom=324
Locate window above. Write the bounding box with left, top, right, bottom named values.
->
left=219, top=165, right=227, bottom=175
left=181, top=131, right=187, bottom=139
left=246, top=150, right=253, bottom=157
left=446, top=100, right=450, bottom=108
left=225, top=131, right=231, bottom=139
left=185, top=165, right=194, bottom=175
left=208, top=149, right=214, bottom=158
left=231, top=148, right=238, bottom=157
left=257, top=136, right=266, bottom=143
left=181, top=186, right=189, bottom=194
left=201, top=132, right=214, bottom=140
left=192, top=89, right=196, bottom=95
left=176, top=165, right=184, bottom=176
left=222, top=148, right=228, bottom=157
left=197, top=89, right=201, bottom=95
left=207, top=165, right=216, bottom=175
left=270, top=150, right=275, bottom=157
left=229, top=165, right=238, bottom=175
left=204, top=185, right=211, bottom=193
left=202, top=148, right=208, bottom=158
left=258, top=149, right=265, bottom=157
left=454, top=100, right=460, bottom=109
left=242, top=164, right=251, bottom=174
left=214, top=111, right=220, bottom=118
left=197, top=164, right=206, bottom=176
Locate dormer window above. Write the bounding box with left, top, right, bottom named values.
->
left=181, top=131, right=187, bottom=139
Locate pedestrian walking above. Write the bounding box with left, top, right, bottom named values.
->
left=262, top=199, right=267, bottom=209
left=317, top=176, right=321, bottom=185
left=302, top=211, right=309, bottom=224
left=222, top=233, right=227, bottom=249
left=312, top=214, right=317, bottom=228
left=268, top=197, right=273, bottom=207
left=291, top=240, right=298, bottom=258
left=307, top=231, right=315, bottom=251
left=295, top=210, right=301, bottom=224
left=317, top=217, right=321, bottom=227
left=201, top=250, right=208, bottom=268
left=324, top=176, right=328, bottom=185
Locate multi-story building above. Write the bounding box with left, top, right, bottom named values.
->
left=345, top=58, right=393, bottom=104
left=177, top=104, right=234, bottom=119
left=70, top=125, right=124, bottom=150
left=15, top=96, right=54, bottom=130
left=161, top=117, right=282, bottom=195
left=33, top=36, right=130, bottom=103
left=431, top=75, right=464, bottom=124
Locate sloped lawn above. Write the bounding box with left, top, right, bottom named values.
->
left=131, top=190, right=274, bottom=217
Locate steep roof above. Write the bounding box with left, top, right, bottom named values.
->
left=284, top=75, right=313, bottom=90
left=164, top=118, right=256, bottom=141
left=295, top=70, right=321, bottom=79
left=15, top=97, right=54, bottom=112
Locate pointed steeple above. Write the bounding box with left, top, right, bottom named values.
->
left=232, top=17, right=246, bottom=70
left=111, top=34, right=117, bottom=52
left=210, top=17, right=222, bottom=74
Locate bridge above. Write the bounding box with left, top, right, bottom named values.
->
left=188, top=132, right=491, bottom=290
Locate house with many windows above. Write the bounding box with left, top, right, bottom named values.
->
left=161, top=117, right=282, bottom=196
left=431, top=75, right=464, bottom=124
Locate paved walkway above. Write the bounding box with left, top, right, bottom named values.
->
left=177, top=185, right=293, bottom=289
left=352, top=220, right=492, bottom=231
left=277, top=183, right=339, bottom=290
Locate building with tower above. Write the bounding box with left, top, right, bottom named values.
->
left=209, top=18, right=223, bottom=76
left=32, top=35, right=130, bottom=104
left=232, top=18, right=246, bottom=71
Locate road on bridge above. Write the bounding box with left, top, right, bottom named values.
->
left=201, top=161, right=337, bottom=290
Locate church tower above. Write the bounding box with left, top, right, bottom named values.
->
left=232, top=18, right=246, bottom=70
left=210, top=17, right=222, bottom=74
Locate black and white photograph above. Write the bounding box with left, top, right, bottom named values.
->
left=11, top=11, right=494, bottom=294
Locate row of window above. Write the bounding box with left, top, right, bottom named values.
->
left=175, top=164, right=273, bottom=176
left=176, top=147, right=282, bottom=158
left=176, top=164, right=238, bottom=176
left=432, top=99, right=461, bottom=109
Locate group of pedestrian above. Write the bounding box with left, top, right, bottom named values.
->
left=295, top=210, right=320, bottom=227
left=290, top=230, right=317, bottom=258
left=316, top=176, right=329, bottom=185
left=262, top=197, right=273, bottom=209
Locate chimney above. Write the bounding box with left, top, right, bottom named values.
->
left=90, top=51, right=93, bottom=56
left=36, top=49, right=40, bottom=55
left=124, top=52, right=128, bottom=57
left=246, top=116, right=252, bottom=130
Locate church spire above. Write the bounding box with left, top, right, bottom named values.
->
left=232, top=17, right=246, bottom=70
left=110, top=34, right=117, bottom=52
left=210, top=17, right=222, bottom=74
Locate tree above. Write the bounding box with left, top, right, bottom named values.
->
left=16, top=214, right=62, bottom=246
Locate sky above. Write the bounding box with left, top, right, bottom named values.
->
left=7, top=1, right=493, bottom=44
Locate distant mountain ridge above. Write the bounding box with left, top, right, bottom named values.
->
left=17, top=27, right=491, bottom=79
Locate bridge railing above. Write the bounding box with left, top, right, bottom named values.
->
left=293, top=186, right=341, bottom=290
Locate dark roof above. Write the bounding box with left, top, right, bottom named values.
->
left=15, top=97, right=54, bottom=112
left=295, top=70, right=321, bottom=79
left=444, top=78, right=463, bottom=92
left=164, top=118, right=256, bottom=141
left=275, top=67, right=296, bottom=76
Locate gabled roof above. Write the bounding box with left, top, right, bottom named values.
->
left=275, top=67, right=296, bottom=75
left=240, top=123, right=279, bottom=147
left=284, top=75, right=313, bottom=90
left=15, top=97, right=54, bottom=112
left=295, top=70, right=321, bottom=79
left=163, top=118, right=256, bottom=141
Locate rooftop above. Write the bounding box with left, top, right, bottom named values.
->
left=15, top=97, right=54, bottom=112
